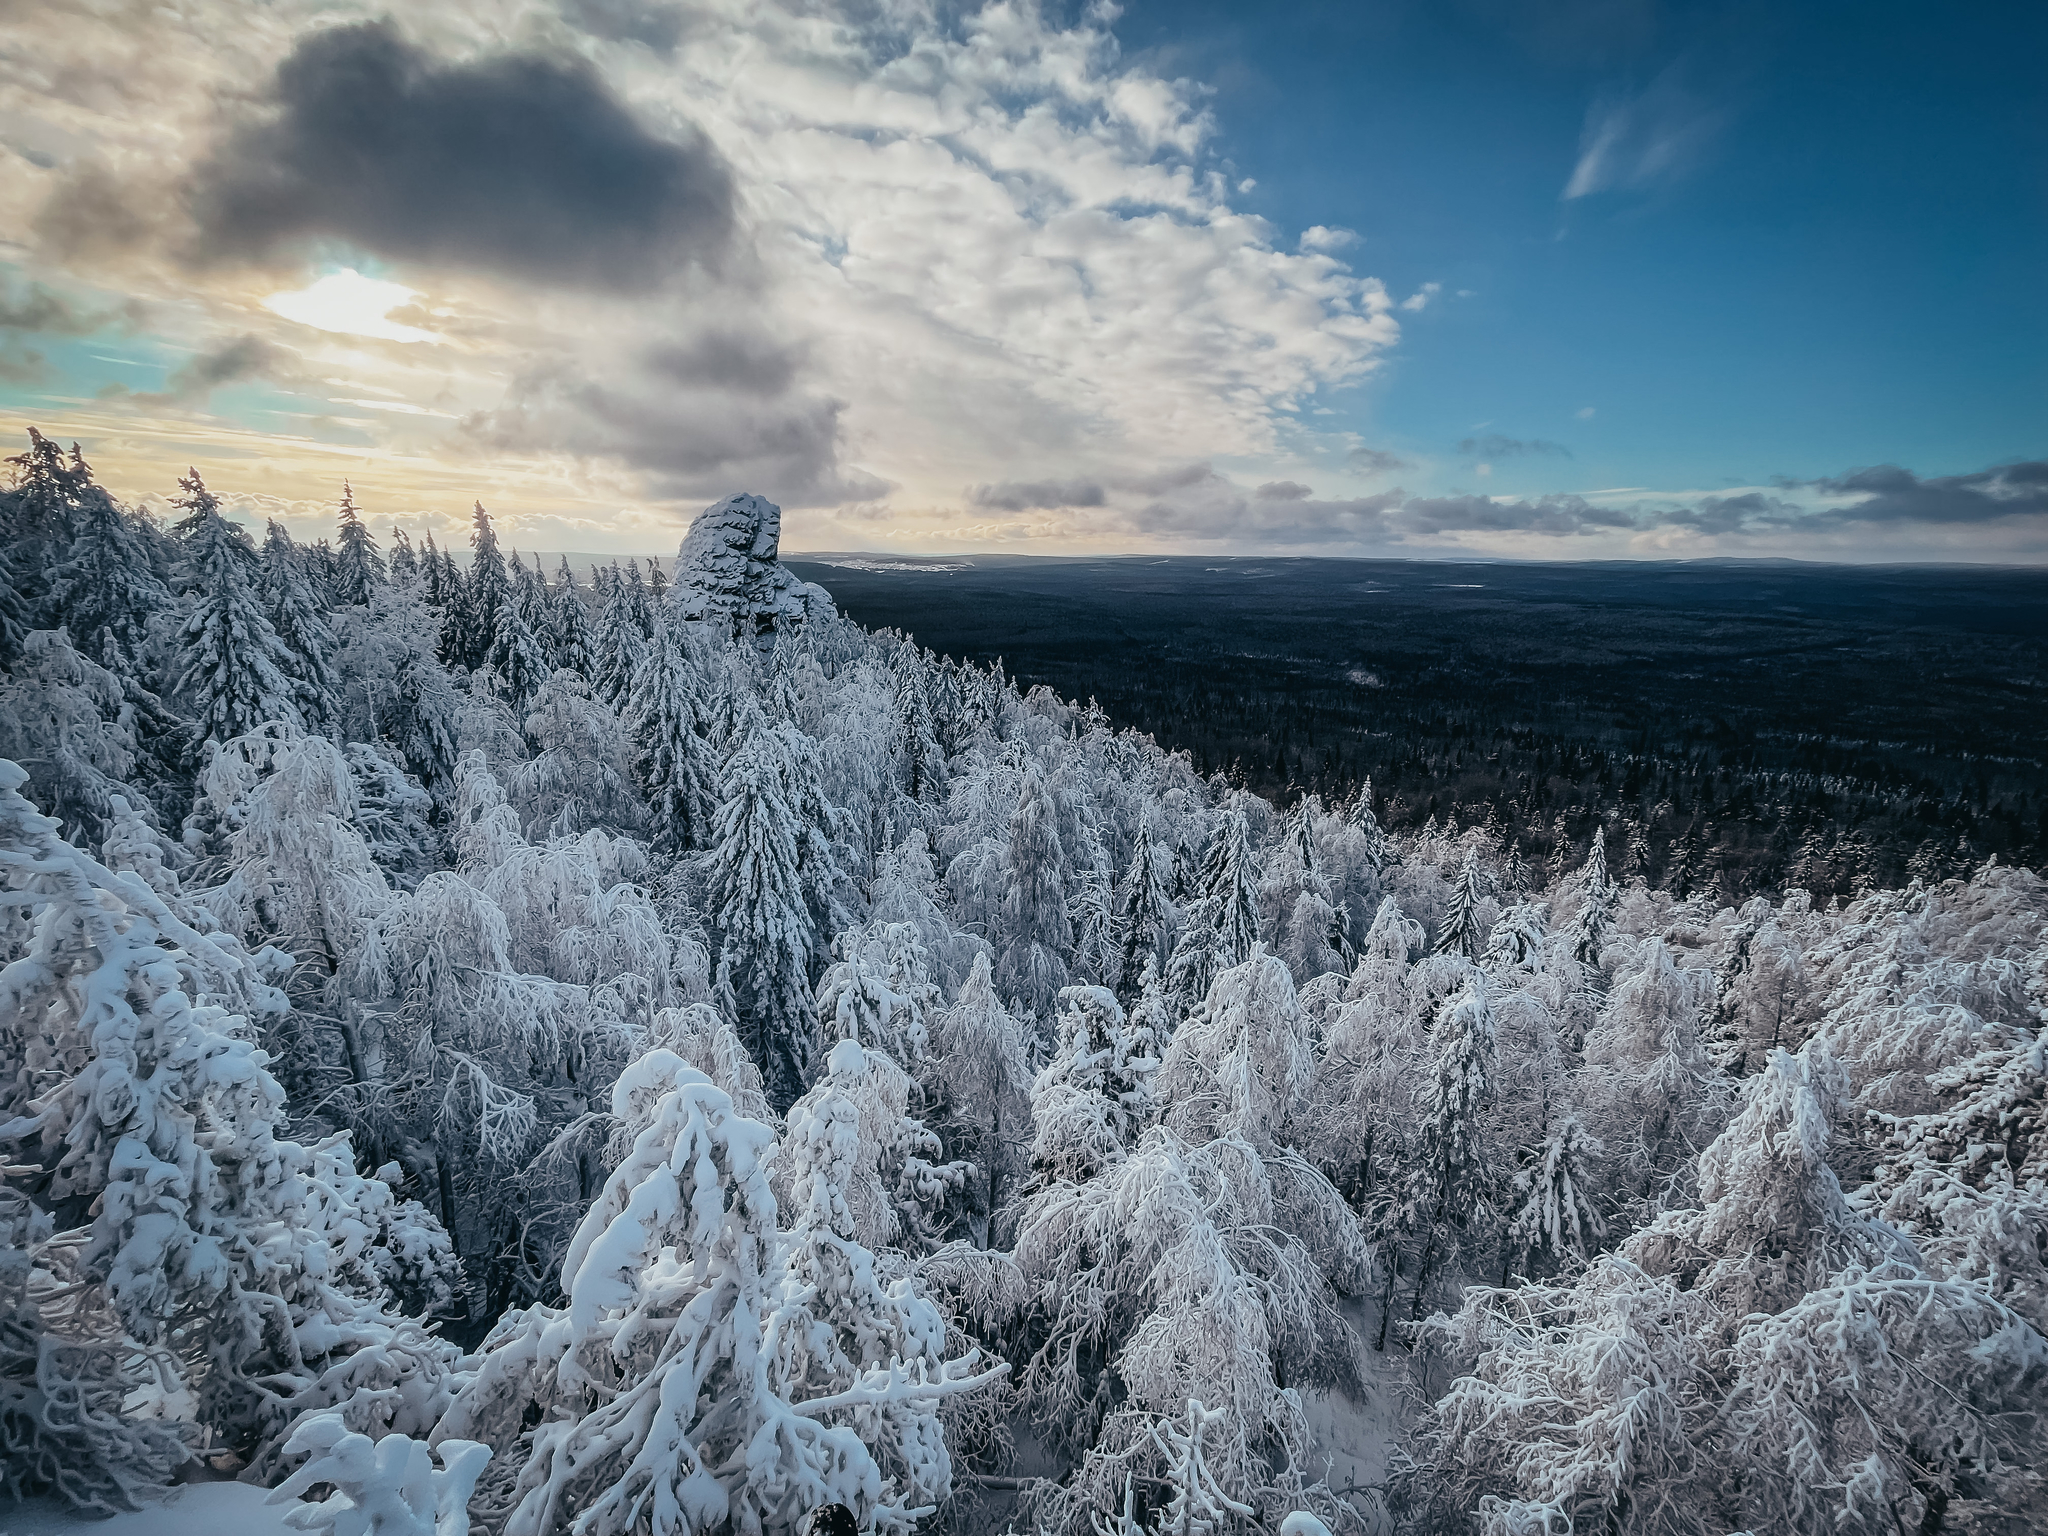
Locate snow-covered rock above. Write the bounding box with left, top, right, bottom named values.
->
left=669, top=492, right=834, bottom=646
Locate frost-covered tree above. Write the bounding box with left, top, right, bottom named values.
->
left=484, top=556, right=553, bottom=709
left=1112, top=823, right=1177, bottom=1003
left=627, top=615, right=717, bottom=851
left=548, top=556, right=593, bottom=675
left=1026, top=983, right=1161, bottom=1187
left=1378, top=972, right=1497, bottom=1341
left=0, top=759, right=460, bottom=1476
left=711, top=721, right=817, bottom=1108
left=1501, top=1116, right=1605, bottom=1282
left=436, top=1050, right=1004, bottom=1535
left=260, top=519, right=339, bottom=728
left=508, top=668, right=644, bottom=839
left=389, top=525, right=419, bottom=586
left=177, top=505, right=304, bottom=743
left=1164, top=804, right=1260, bottom=1024
left=332, top=482, right=385, bottom=607
left=46, top=460, right=168, bottom=673
left=895, top=645, right=945, bottom=803
left=589, top=563, right=646, bottom=708
left=997, top=766, right=1072, bottom=1019
left=921, top=950, right=1034, bottom=1246
left=441, top=502, right=505, bottom=671
left=1434, top=845, right=1488, bottom=959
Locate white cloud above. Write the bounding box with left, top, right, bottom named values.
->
left=1564, top=65, right=1728, bottom=200
left=1576, top=405, right=1596, bottom=419
left=1399, top=281, right=1441, bottom=313
left=11, top=0, right=1404, bottom=549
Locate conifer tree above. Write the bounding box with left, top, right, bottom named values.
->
left=997, top=766, right=1072, bottom=1018
left=1382, top=975, right=1497, bottom=1341
left=1434, top=845, right=1487, bottom=958
left=628, top=614, right=717, bottom=851
left=590, top=564, right=644, bottom=707
left=259, top=519, right=338, bottom=729
left=421, top=530, right=451, bottom=608
left=47, top=468, right=167, bottom=672
left=177, top=506, right=302, bottom=743
left=388, top=525, right=419, bottom=585
left=549, top=555, right=593, bottom=674
left=331, top=481, right=385, bottom=606
left=483, top=554, right=551, bottom=707
left=442, top=502, right=505, bottom=670
left=3, top=425, right=81, bottom=549
left=167, top=463, right=219, bottom=540
left=711, top=720, right=816, bottom=1108
left=1113, top=824, right=1176, bottom=1002
left=895, top=646, right=944, bottom=802
left=1164, top=804, right=1260, bottom=1021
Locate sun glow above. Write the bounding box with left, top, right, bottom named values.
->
left=262, top=269, right=440, bottom=344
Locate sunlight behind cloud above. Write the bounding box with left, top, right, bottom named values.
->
left=263, top=269, right=440, bottom=344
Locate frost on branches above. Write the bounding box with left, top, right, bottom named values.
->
left=0, top=759, right=460, bottom=1485
left=436, top=1051, right=1003, bottom=1535
left=2, top=448, right=2045, bottom=1535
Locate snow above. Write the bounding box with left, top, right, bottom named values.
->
left=4, top=454, right=2047, bottom=1535
left=0, top=1482, right=297, bottom=1536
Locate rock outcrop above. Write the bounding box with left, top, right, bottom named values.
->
left=669, top=492, right=834, bottom=646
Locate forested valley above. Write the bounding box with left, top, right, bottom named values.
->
left=799, top=554, right=2048, bottom=908
left=2, top=427, right=2044, bottom=1536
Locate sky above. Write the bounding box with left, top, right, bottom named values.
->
left=0, top=0, right=2042, bottom=561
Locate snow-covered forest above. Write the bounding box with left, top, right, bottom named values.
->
left=2, top=426, right=2043, bottom=1535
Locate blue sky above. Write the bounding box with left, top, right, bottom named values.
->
left=2, top=0, right=2043, bottom=560
left=1118, top=0, right=2047, bottom=502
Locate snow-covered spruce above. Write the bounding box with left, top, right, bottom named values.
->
left=0, top=457, right=2044, bottom=1534
left=435, top=1049, right=1003, bottom=1535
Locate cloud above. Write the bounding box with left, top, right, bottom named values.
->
left=644, top=330, right=802, bottom=399
left=1299, top=226, right=1358, bottom=253
left=1348, top=446, right=1411, bottom=476
left=0, top=347, right=49, bottom=384
left=97, top=333, right=304, bottom=407
left=4, top=0, right=1402, bottom=542
left=968, top=479, right=1110, bottom=512
left=1457, top=434, right=1572, bottom=459
left=1564, top=65, right=1728, bottom=199
left=1254, top=481, right=1312, bottom=501
left=186, top=20, right=736, bottom=292
left=1576, top=405, right=1597, bottom=420
left=1400, top=282, right=1442, bottom=313
left=460, top=350, right=874, bottom=507
left=562, top=0, right=689, bottom=52
left=1802, top=461, right=2048, bottom=526
left=0, top=281, right=145, bottom=335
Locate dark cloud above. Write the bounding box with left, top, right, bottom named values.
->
left=1456, top=434, right=1572, bottom=459
left=968, top=478, right=1109, bottom=511
left=462, top=355, right=875, bottom=506
left=1347, top=446, right=1410, bottom=475
left=1801, top=461, right=2048, bottom=525
left=33, top=160, right=162, bottom=264
left=1394, top=493, right=1630, bottom=536
left=1049, top=454, right=2046, bottom=550
left=0, top=347, right=48, bottom=384
left=0, top=281, right=146, bottom=335
left=99, top=333, right=300, bottom=407
left=645, top=329, right=801, bottom=397
left=187, top=21, right=736, bottom=292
